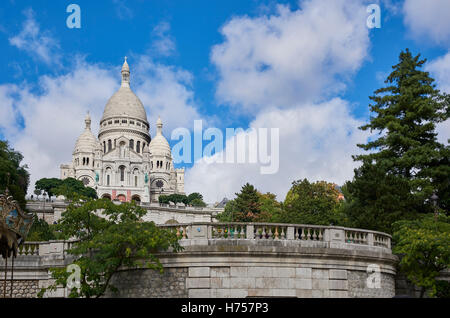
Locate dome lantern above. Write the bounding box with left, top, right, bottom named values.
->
left=121, top=56, right=130, bottom=88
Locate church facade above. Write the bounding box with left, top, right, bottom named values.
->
left=60, top=58, right=184, bottom=203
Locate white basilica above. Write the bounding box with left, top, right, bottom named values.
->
left=60, top=58, right=185, bottom=203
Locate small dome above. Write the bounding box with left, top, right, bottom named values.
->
left=74, top=113, right=98, bottom=153
left=149, top=117, right=171, bottom=157
left=101, top=58, right=148, bottom=123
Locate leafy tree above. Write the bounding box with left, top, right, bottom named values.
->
left=257, top=192, right=283, bottom=222
left=0, top=139, right=29, bottom=209
left=158, top=193, right=189, bottom=205
left=27, top=214, right=57, bottom=241
left=216, top=199, right=236, bottom=222
left=187, top=192, right=203, bottom=203
left=38, top=195, right=182, bottom=298
left=190, top=198, right=206, bottom=207
left=35, top=178, right=62, bottom=197
left=341, top=164, right=418, bottom=233
left=393, top=214, right=450, bottom=298
left=281, top=179, right=341, bottom=225
left=35, top=177, right=97, bottom=200
left=187, top=192, right=207, bottom=207
left=344, top=49, right=450, bottom=233
left=158, top=194, right=170, bottom=204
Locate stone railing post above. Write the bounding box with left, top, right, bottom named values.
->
left=386, top=237, right=391, bottom=249
left=246, top=224, right=254, bottom=239
left=324, top=228, right=345, bottom=247
left=38, top=242, right=49, bottom=256
left=286, top=226, right=295, bottom=240
left=367, top=233, right=374, bottom=246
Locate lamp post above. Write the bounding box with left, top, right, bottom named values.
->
left=431, top=192, right=438, bottom=221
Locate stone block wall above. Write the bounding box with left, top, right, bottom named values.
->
left=104, top=265, right=396, bottom=298
left=1, top=280, right=39, bottom=298
left=106, top=268, right=188, bottom=298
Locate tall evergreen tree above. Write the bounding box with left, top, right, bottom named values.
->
left=345, top=49, right=449, bottom=233
left=232, top=183, right=261, bottom=222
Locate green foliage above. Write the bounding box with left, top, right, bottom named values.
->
left=392, top=214, right=450, bottom=298
left=38, top=196, right=182, bottom=298
left=216, top=184, right=282, bottom=222
left=216, top=200, right=235, bottom=222
left=158, top=193, right=206, bottom=206
left=0, top=139, right=29, bottom=209
left=158, top=194, right=170, bottom=204
left=340, top=164, right=420, bottom=233
left=257, top=192, right=284, bottom=222
left=158, top=193, right=188, bottom=205
left=35, top=177, right=97, bottom=200
left=190, top=198, right=206, bottom=207
left=27, top=214, right=57, bottom=241
left=187, top=192, right=207, bottom=207
left=228, top=183, right=261, bottom=222
left=435, top=280, right=450, bottom=298
left=35, top=178, right=62, bottom=197
left=280, top=179, right=341, bottom=225
left=344, top=49, right=450, bottom=233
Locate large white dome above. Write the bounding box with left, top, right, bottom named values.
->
left=101, top=59, right=148, bottom=123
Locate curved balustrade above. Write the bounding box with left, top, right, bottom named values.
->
left=17, top=242, right=40, bottom=256
left=17, top=223, right=392, bottom=256
left=159, top=222, right=392, bottom=251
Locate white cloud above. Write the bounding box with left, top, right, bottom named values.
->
left=186, top=0, right=372, bottom=202
left=211, top=0, right=370, bottom=113
left=9, top=9, right=60, bottom=65
left=112, top=0, right=134, bottom=20
left=426, top=51, right=450, bottom=144
left=133, top=55, right=202, bottom=134
left=0, top=61, right=117, bottom=192
left=186, top=98, right=368, bottom=203
left=150, top=22, right=176, bottom=57
left=427, top=51, right=450, bottom=94
left=403, top=0, right=450, bottom=45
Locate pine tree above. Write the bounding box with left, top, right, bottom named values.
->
left=345, top=49, right=449, bottom=233
left=233, top=183, right=261, bottom=222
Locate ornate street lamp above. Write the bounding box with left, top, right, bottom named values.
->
left=431, top=192, right=438, bottom=221
left=0, top=189, right=34, bottom=298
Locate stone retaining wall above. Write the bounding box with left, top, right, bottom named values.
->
left=1, top=280, right=39, bottom=298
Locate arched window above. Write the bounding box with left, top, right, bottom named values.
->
left=119, top=166, right=125, bottom=182
left=135, top=175, right=138, bottom=187
left=136, top=141, right=140, bottom=153
left=86, top=158, right=89, bottom=166
left=82, top=157, right=85, bottom=165
left=103, top=141, right=106, bottom=153
left=129, top=139, right=134, bottom=150
left=142, top=143, right=145, bottom=152
left=108, top=139, right=112, bottom=152
left=106, top=167, right=111, bottom=186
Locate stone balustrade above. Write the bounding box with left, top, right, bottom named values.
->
left=5, top=222, right=397, bottom=298
left=16, top=223, right=391, bottom=256
left=158, top=222, right=392, bottom=252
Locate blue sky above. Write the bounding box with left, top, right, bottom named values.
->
left=0, top=0, right=449, bottom=202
